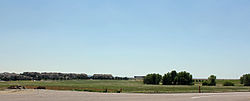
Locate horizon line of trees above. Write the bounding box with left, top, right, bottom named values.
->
left=1, top=71, right=250, bottom=86
left=0, top=72, right=129, bottom=81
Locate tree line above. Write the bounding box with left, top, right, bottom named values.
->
left=0, top=72, right=129, bottom=81
left=143, top=71, right=193, bottom=85
left=1, top=71, right=250, bottom=86
left=143, top=70, right=250, bottom=86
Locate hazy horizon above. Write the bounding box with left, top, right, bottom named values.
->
left=1, top=0, right=250, bottom=79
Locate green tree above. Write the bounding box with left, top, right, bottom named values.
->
left=170, top=70, right=177, bottom=84
left=162, top=70, right=177, bottom=85
left=240, top=76, right=244, bottom=84
left=175, top=71, right=193, bottom=85
left=143, top=73, right=162, bottom=85
left=208, top=75, right=216, bottom=86
left=241, top=74, right=250, bottom=86
left=162, top=73, right=172, bottom=85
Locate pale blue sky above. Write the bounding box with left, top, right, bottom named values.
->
left=0, top=0, right=250, bottom=78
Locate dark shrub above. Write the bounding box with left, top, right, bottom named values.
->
left=103, top=89, right=108, bottom=93
left=202, top=81, right=209, bottom=86
left=223, top=81, right=235, bottom=86
left=36, top=86, right=46, bottom=89
left=202, top=75, right=216, bottom=86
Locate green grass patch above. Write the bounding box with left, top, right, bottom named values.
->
left=0, top=80, right=249, bottom=93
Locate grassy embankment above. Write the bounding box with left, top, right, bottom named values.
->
left=0, top=80, right=250, bottom=93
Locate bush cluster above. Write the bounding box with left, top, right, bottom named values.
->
left=202, top=81, right=209, bottom=86
left=162, top=71, right=193, bottom=85
left=143, top=71, right=193, bottom=85
left=223, top=81, right=235, bottom=86
left=202, top=75, right=216, bottom=86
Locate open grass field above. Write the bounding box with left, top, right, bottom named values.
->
left=0, top=80, right=250, bottom=93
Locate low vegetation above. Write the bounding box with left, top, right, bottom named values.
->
left=223, top=81, right=235, bottom=86
left=202, top=75, right=216, bottom=86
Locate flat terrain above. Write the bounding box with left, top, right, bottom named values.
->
left=1, top=89, right=250, bottom=101
left=0, top=80, right=250, bottom=93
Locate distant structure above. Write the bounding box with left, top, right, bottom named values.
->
left=134, top=76, right=145, bottom=79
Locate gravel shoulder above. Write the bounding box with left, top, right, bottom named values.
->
left=0, top=89, right=250, bottom=101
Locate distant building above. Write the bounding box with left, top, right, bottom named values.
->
left=134, top=76, right=145, bottom=79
